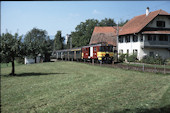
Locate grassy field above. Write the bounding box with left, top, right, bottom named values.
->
left=1, top=61, right=23, bottom=68
left=1, top=61, right=170, bottom=113
left=122, top=62, right=170, bottom=69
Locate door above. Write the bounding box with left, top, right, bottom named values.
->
left=90, top=47, right=93, bottom=58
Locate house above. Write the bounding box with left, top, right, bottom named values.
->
left=89, top=26, right=120, bottom=49
left=24, top=54, right=42, bottom=64
left=118, top=7, right=170, bottom=60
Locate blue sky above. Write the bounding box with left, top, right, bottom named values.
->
left=1, top=1, right=170, bottom=39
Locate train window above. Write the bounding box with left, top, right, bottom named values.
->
left=86, top=48, right=88, bottom=51
left=99, top=46, right=105, bottom=52
left=94, top=47, right=96, bottom=51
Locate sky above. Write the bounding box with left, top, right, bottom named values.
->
left=1, top=1, right=170, bottom=39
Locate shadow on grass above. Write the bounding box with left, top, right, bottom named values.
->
left=112, top=104, right=170, bottom=113
left=2, top=72, right=67, bottom=77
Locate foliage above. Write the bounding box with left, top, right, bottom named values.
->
left=24, top=28, right=49, bottom=63
left=127, top=54, right=137, bottom=62
left=15, top=57, right=24, bottom=64
left=0, top=32, right=22, bottom=75
left=70, top=18, right=128, bottom=48
left=141, top=56, right=166, bottom=65
left=1, top=61, right=170, bottom=113
left=118, top=19, right=129, bottom=26
left=54, top=31, right=64, bottom=50
left=99, top=18, right=116, bottom=26
left=118, top=54, right=126, bottom=62
left=71, top=19, right=99, bottom=47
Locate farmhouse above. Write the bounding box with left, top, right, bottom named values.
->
left=89, top=26, right=119, bottom=47
left=118, top=7, right=170, bottom=60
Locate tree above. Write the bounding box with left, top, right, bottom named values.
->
left=42, top=36, right=53, bottom=62
left=71, top=19, right=99, bottom=47
left=24, top=28, right=49, bottom=63
left=54, top=31, right=64, bottom=50
left=118, top=19, right=129, bottom=26
left=0, top=32, right=22, bottom=76
left=99, top=18, right=116, bottom=26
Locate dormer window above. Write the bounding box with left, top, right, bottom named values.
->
left=157, top=21, right=165, bottom=27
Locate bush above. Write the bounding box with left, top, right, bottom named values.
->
left=141, top=56, right=166, bottom=65
left=118, top=54, right=126, bottom=62
left=127, top=54, right=137, bottom=62
left=16, top=57, right=24, bottom=64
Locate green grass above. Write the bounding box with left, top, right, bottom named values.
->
left=1, top=61, right=170, bottom=113
left=122, top=62, right=170, bottom=69
left=1, top=61, right=23, bottom=68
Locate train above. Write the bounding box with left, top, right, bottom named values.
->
left=51, top=43, right=115, bottom=64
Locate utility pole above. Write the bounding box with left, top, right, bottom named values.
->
left=70, top=36, right=72, bottom=49
left=116, top=21, right=119, bottom=62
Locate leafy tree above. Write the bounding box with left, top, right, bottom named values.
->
left=71, top=19, right=99, bottom=47
left=54, top=31, right=64, bottom=50
left=24, top=28, right=49, bottom=63
left=0, top=32, right=22, bottom=75
left=118, top=19, right=129, bottom=26
left=42, top=36, right=53, bottom=62
left=99, top=18, right=116, bottom=26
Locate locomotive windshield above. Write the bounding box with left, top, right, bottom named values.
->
left=99, top=46, right=113, bottom=52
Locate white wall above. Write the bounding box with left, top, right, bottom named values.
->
left=24, top=56, right=41, bottom=64
left=147, top=15, right=170, bottom=28
left=118, top=34, right=170, bottom=60
left=118, top=34, right=144, bottom=60
left=143, top=48, right=170, bottom=59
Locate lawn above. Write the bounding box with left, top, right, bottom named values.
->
left=1, top=61, right=170, bottom=113
left=122, top=62, right=170, bottom=69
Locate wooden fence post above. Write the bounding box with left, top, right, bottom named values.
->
left=164, top=64, right=166, bottom=74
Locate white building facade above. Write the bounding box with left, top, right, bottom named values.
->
left=118, top=8, right=170, bottom=60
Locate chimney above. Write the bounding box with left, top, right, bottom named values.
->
left=146, top=7, right=149, bottom=16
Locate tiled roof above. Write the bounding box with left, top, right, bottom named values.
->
left=89, top=26, right=121, bottom=46
left=142, top=31, right=170, bottom=34
left=119, top=9, right=169, bottom=35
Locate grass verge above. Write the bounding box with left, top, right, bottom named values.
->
left=1, top=61, right=170, bottom=113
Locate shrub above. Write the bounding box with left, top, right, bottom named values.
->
left=118, top=54, right=126, bottom=62
left=141, top=56, right=166, bottom=65
left=127, top=54, right=137, bottom=62
left=16, top=57, right=24, bottom=64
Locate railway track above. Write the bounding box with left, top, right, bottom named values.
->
left=51, top=59, right=170, bottom=74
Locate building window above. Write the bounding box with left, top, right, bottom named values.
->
left=148, top=35, right=156, bottom=41
left=140, top=35, right=143, bottom=42
left=157, top=21, right=165, bottom=27
left=127, top=49, right=129, bottom=56
left=119, top=50, right=123, bottom=54
left=133, top=35, right=138, bottom=42
left=159, top=35, right=168, bottom=41
left=133, top=49, right=138, bottom=55
left=125, top=35, right=130, bottom=43
left=119, top=36, right=124, bottom=43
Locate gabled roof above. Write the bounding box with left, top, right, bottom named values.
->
left=89, top=26, right=121, bottom=46
left=119, top=9, right=170, bottom=35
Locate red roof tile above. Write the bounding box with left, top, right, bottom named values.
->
left=90, top=26, right=121, bottom=46
left=119, top=9, right=170, bottom=35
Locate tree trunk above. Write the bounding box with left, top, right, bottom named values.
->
left=35, top=57, right=37, bottom=63
left=11, top=57, right=15, bottom=76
